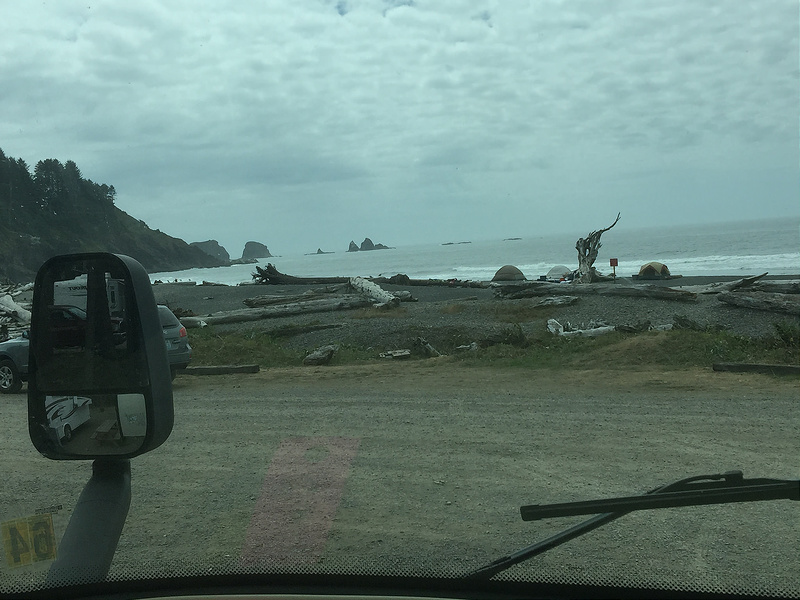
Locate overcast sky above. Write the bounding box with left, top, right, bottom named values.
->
left=1, top=1, right=797, bottom=257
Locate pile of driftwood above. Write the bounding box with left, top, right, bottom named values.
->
left=699, top=278, right=799, bottom=315
left=677, top=273, right=800, bottom=315
left=0, top=284, right=32, bottom=341
left=496, top=273, right=799, bottom=339
left=180, top=277, right=410, bottom=328
left=495, top=273, right=800, bottom=316
left=493, top=280, right=698, bottom=302
left=252, top=263, right=487, bottom=288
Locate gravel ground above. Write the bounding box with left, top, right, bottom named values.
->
left=2, top=365, right=798, bottom=595
left=151, top=276, right=800, bottom=356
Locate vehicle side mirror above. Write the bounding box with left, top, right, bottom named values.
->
left=27, top=253, right=173, bottom=459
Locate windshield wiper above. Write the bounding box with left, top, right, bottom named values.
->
left=470, top=470, right=799, bottom=580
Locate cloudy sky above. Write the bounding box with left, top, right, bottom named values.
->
left=1, top=1, right=797, bottom=256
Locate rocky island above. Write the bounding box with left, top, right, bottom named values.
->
left=347, top=238, right=392, bottom=252
left=191, top=240, right=273, bottom=265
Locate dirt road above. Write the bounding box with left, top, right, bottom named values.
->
left=2, top=364, right=798, bottom=594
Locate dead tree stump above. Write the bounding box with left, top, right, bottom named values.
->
left=575, top=213, right=620, bottom=283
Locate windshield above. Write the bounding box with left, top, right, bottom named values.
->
left=1, top=2, right=799, bottom=598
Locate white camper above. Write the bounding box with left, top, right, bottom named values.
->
left=45, top=395, right=93, bottom=442
left=53, top=274, right=126, bottom=317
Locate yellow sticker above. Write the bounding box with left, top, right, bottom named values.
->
left=2, top=514, right=58, bottom=568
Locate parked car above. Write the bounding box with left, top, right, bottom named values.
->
left=0, top=305, right=190, bottom=393
left=49, top=304, right=124, bottom=348
left=158, top=305, right=191, bottom=379
left=48, top=305, right=89, bottom=348
left=0, top=331, right=29, bottom=393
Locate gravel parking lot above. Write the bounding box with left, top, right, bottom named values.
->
left=2, top=363, right=798, bottom=595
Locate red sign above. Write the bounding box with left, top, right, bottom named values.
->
left=610, top=258, right=619, bottom=267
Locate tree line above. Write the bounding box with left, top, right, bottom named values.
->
left=0, top=148, right=117, bottom=227
left=0, top=147, right=221, bottom=283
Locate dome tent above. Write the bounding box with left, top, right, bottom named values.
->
left=492, top=265, right=526, bottom=282
left=638, top=262, right=671, bottom=278
left=546, top=265, right=572, bottom=280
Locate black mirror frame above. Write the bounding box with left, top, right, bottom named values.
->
left=27, top=253, right=174, bottom=460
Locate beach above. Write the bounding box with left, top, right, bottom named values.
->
left=152, top=274, right=800, bottom=357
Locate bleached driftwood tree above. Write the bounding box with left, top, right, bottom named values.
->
left=575, top=213, right=620, bottom=283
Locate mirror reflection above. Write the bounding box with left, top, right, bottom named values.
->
left=44, top=393, right=147, bottom=456
left=33, top=257, right=148, bottom=392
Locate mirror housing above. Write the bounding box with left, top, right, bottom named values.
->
left=28, top=253, right=173, bottom=459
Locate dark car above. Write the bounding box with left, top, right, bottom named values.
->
left=49, top=305, right=88, bottom=348
left=49, top=304, right=124, bottom=348
left=0, top=331, right=29, bottom=393
left=0, top=306, right=190, bottom=392
left=158, top=305, right=191, bottom=378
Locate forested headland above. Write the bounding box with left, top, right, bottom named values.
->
left=0, top=148, right=223, bottom=283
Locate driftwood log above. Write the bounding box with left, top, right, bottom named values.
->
left=547, top=319, right=615, bottom=337
left=494, top=282, right=696, bottom=302
left=350, top=276, right=400, bottom=308
left=243, top=286, right=349, bottom=307
left=0, top=294, right=31, bottom=324
left=677, top=273, right=769, bottom=295
left=575, top=213, right=620, bottom=283
left=717, top=291, right=800, bottom=316
left=0, top=292, right=32, bottom=340
left=536, top=296, right=579, bottom=307
left=252, top=263, right=487, bottom=288
left=750, top=280, right=800, bottom=294
left=252, top=264, right=350, bottom=285
left=180, top=295, right=372, bottom=328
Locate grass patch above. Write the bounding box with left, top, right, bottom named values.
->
left=326, top=345, right=379, bottom=365
left=773, top=321, right=800, bottom=352
left=189, top=327, right=380, bottom=367
left=189, top=327, right=305, bottom=367
left=453, top=328, right=800, bottom=370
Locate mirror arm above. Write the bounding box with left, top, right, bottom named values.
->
left=45, top=459, right=131, bottom=587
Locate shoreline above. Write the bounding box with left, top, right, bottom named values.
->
left=151, top=273, right=800, bottom=348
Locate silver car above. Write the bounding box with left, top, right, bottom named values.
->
left=158, top=305, right=192, bottom=379
left=0, top=331, right=29, bottom=393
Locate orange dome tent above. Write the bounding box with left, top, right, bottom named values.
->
left=637, top=262, right=671, bottom=278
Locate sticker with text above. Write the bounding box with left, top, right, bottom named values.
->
left=2, top=514, right=58, bottom=568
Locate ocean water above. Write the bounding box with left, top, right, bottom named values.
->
left=151, top=217, right=800, bottom=286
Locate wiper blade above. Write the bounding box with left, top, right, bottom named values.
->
left=470, top=471, right=798, bottom=580
left=522, top=472, right=799, bottom=520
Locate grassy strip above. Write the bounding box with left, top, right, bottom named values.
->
left=188, top=327, right=375, bottom=367
left=188, top=322, right=799, bottom=371
left=454, top=328, right=799, bottom=370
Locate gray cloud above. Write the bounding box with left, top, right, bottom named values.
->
left=0, top=0, right=796, bottom=254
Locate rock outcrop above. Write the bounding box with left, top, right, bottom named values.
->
left=348, top=238, right=392, bottom=252
left=242, top=241, right=272, bottom=260
left=191, top=240, right=231, bottom=263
